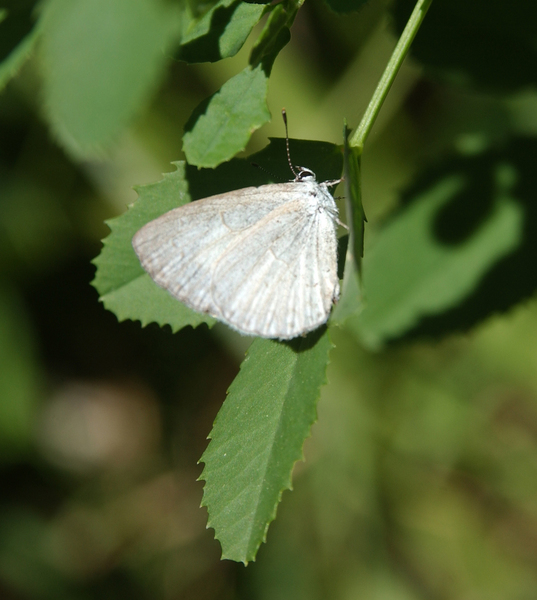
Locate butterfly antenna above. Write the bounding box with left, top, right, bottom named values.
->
left=282, top=108, right=298, bottom=179
left=251, top=162, right=279, bottom=182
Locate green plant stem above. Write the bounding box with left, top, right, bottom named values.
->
left=350, top=0, right=433, bottom=152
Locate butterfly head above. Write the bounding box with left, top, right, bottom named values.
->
left=294, top=167, right=316, bottom=183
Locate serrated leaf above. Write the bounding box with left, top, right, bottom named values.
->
left=183, top=64, right=270, bottom=167
left=40, top=0, right=180, bottom=157
left=200, top=330, right=333, bottom=564
left=92, top=162, right=216, bottom=332
left=178, top=0, right=266, bottom=63
left=391, top=0, right=537, bottom=92
left=93, top=138, right=342, bottom=333
left=352, top=152, right=524, bottom=348
left=0, top=1, right=41, bottom=92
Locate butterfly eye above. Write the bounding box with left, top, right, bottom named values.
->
left=296, top=167, right=316, bottom=182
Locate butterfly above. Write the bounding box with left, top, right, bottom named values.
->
left=132, top=112, right=342, bottom=339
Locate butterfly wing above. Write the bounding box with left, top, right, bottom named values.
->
left=132, top=183, right=339, bottom=339
left=211, top=197, right=339, bottom=338
left=133, top=184, right=301, bottom=315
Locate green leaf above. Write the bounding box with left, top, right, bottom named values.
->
left=323, top=0, right=369, bottom=14
left=40, top=0, right=180, bottom=157
left=330, top=125, right=363, bottom=326
left=330, top=249, right=362, bottom=327
left=249, top=2, right=293, bottom=71
left=182, top=64, right=271, bottom=168
left=93, top=138, right=343, bottom=332
left=182, top=0, right=301, bottom=168
left=343, top=125, right=365, bottom=270
left=200, top=330, right=333, bottom=563
left=0, top=1, right=41, bottom=92
left=391, top=0, right=537, bottom=92
left=178, top=0, right=266, bottom=63
left=390, top=138, right=537, bottom=342
left=351, top=150, right=525, bottom=348
left=92, top=162, right=216, bottom=332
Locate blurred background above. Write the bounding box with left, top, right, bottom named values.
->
left=2, top=0, right=537, bottom=598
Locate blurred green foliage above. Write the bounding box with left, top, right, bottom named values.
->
left=1, top=0, right=537, bottom=597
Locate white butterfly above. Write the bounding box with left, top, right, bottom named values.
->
left=132, top=114, right=342, bottom=339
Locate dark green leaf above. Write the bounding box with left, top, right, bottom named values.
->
left=392, top=0, right=537, bottom=92
left=182, top=64, right=271, bottom=167
left=330, top=125, right=363, bottom=326
left=249, top=2, right=293, bottom=71
left=350, top=145, right=533, bottom=348
left=92, top=162, right=216, bottom=332
left=0, top=0, right=40, bottom=91
left=182, top=0, right=301, bottom=167
left=40, top=0, right=181, bottom=157
left=93, top=139, right=342, bottom=332
left=344, top=124, right=365, bottom=268
left=200, top=330, right=333, bottom=563
left=0, top=0, right=36, bottom=62
left=178, top=0, right=266, bottom=63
